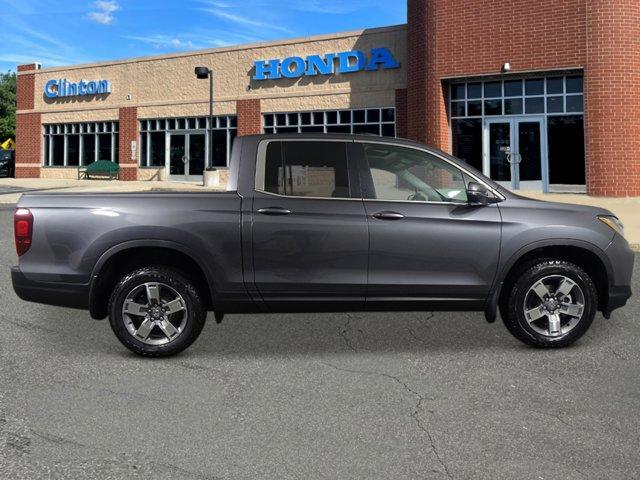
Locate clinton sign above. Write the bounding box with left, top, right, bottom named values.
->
left=253, top=47, right=400, bottom=81
left=44, top=79, right=111, bottom=99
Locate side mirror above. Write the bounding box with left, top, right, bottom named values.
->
left=467, top=181, right=500, bottom=205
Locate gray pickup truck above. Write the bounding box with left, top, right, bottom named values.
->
left=12, top=134, right=633, bottom=356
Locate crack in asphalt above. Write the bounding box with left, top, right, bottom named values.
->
left=338, top=315, right=357, bottom=352
left=30, top=429, right=87, bottom=449
left=338, top=313, right=362, bottom=353
left=320, top=361, right=453, bottom=479
left=586, top=332, right=629, bottom=361
left=406, top=313, right=435, bottom=344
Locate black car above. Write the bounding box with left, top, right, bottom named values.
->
left=0, top=149, right=15, bottom=178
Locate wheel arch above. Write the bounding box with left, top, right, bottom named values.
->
left=89, top=240, right=215, bottom=320
left=485, top=239, right=612, bottom=322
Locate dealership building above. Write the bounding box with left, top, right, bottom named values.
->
left=15, top=0, right=640, bottom=196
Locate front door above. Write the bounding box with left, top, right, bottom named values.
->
left=357, top=142, right=502, bottom=310
left=250, top=139, right=368, bottom=311
left=168, top=132, right=206, bottom=182
left=483, top=117, right=546, bottom=191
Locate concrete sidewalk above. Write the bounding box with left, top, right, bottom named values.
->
left=1, top=178, right=638, bottom=249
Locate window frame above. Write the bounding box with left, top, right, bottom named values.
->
left=263, top=108, right=396, bottom=137
left=355, top=140, right=504, bottom=205
left=138, top=115, right=238, bottom=168
left=450, top=75, right=584, bottom=120
left=254, top=139, right=362, bottom=201
left=42, top=121, right=119, bottom=167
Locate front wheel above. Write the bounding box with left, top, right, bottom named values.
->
left=108, top=267, right=206, bottom=357
left=503, top=260, right=597, bottom=348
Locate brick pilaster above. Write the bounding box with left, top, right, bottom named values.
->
left=406, top=0, right=429, bottom=145
left=118, top=107, right=138, bottom=181
left=585, top=0, right=640, bottom=196
left=236, top=99, right=262, bottom=136
left=395, top=89, right=408, bottom=139
left=15, top=64, right=40, bottom=178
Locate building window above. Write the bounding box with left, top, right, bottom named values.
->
left=139, top=116, right=237, bottom=168
left=451, top=119, right=483, bottom=172
left=43, top=122, right=119, bottom=167
left=548, top=116, right=585, bottom=185
left=263, top=108, right=396, bottom=137
left=450, top=75, right=584, bottom=120
left=450, top=75, right=585, bottom=187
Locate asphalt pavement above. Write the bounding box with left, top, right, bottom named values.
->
left=0, top=205, right=639, bottom=479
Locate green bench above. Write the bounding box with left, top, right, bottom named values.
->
left=78, top=160, right=120, bottom=180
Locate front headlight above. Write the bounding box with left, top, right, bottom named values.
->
left=598, top=215, right=625, bottom=237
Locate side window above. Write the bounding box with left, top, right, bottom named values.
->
left=363, top=144, right=468, bottom=203
left=259, top=141, right=351, bottom=198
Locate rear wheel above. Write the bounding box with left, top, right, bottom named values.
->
left=108, top=267, right=206, bottom=357
left=503, top=260, right=597, bottom=348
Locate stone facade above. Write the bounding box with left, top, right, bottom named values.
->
left=16, top=25, right=407, bottom=181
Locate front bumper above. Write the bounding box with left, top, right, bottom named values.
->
left=11, top=267, right=89, bottom=310
left=603, top=234, right=635, bottom=318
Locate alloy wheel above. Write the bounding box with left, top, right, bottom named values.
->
left=523, top=275, right=585, bottom=338
left=122, top=282, right=188, bottom=346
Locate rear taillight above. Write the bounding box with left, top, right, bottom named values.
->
left=14, top=208, right=33, bottom=256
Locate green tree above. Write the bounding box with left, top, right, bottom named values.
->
left=0, top=71, right=17, bottom=141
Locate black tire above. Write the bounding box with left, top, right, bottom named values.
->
left=502, top=260, right=597, bottom=348
left=108, top=267, right=206, bottom=357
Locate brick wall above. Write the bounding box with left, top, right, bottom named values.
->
left=395, top=89, right=408, bottom=139
left=16, top=65, right=41, bottom=178
left=408, top=0, right=587, bottom=151
left=16, top=65, right=36, bottom=111
left=407, top=0, right=640, bottom=197
left=236, top=99, right=262, bottom=136
left=585, top=0, right=640, bottom=197
left=118, top=107, right=138, bottom=181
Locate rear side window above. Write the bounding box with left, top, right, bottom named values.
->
left=258, top=141, right=351, bottom=198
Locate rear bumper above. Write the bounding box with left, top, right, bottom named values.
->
left=11, top=267, right=89, bottom=310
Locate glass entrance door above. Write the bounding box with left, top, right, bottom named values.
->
left=168, top=131, right=206, bottom=182
left=486, top=121, right=513, bottom=187
left=187, top=133, right=206, bottom=182
left=516, top=120, right=544, bottom=191
left=483, top=117, right=546, bottom=191
left=169, top=134, right=186, bottom=179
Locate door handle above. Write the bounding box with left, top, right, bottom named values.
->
left=372, top=211, right=404, bottom=221
left=258, top=207, right=292, bottom=216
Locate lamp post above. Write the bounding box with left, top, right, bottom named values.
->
left=195, top=66, right=213, bottom=170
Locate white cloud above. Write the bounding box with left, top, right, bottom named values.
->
left=125, top=34, right=197, bottom=50
left=87, top=0, right=120, bottom=25
left=0, top=18, right=92, bottom=70
left=203, top=8, right=292, bottom=34
left=292, top=1, right=360, bottom=14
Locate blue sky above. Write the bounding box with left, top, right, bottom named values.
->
left=1, top=0, right=406, bottom=73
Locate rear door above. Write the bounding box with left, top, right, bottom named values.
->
left=251, top=139, right=368, bottom=311
left=356, top=141, right=502, bottom=310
